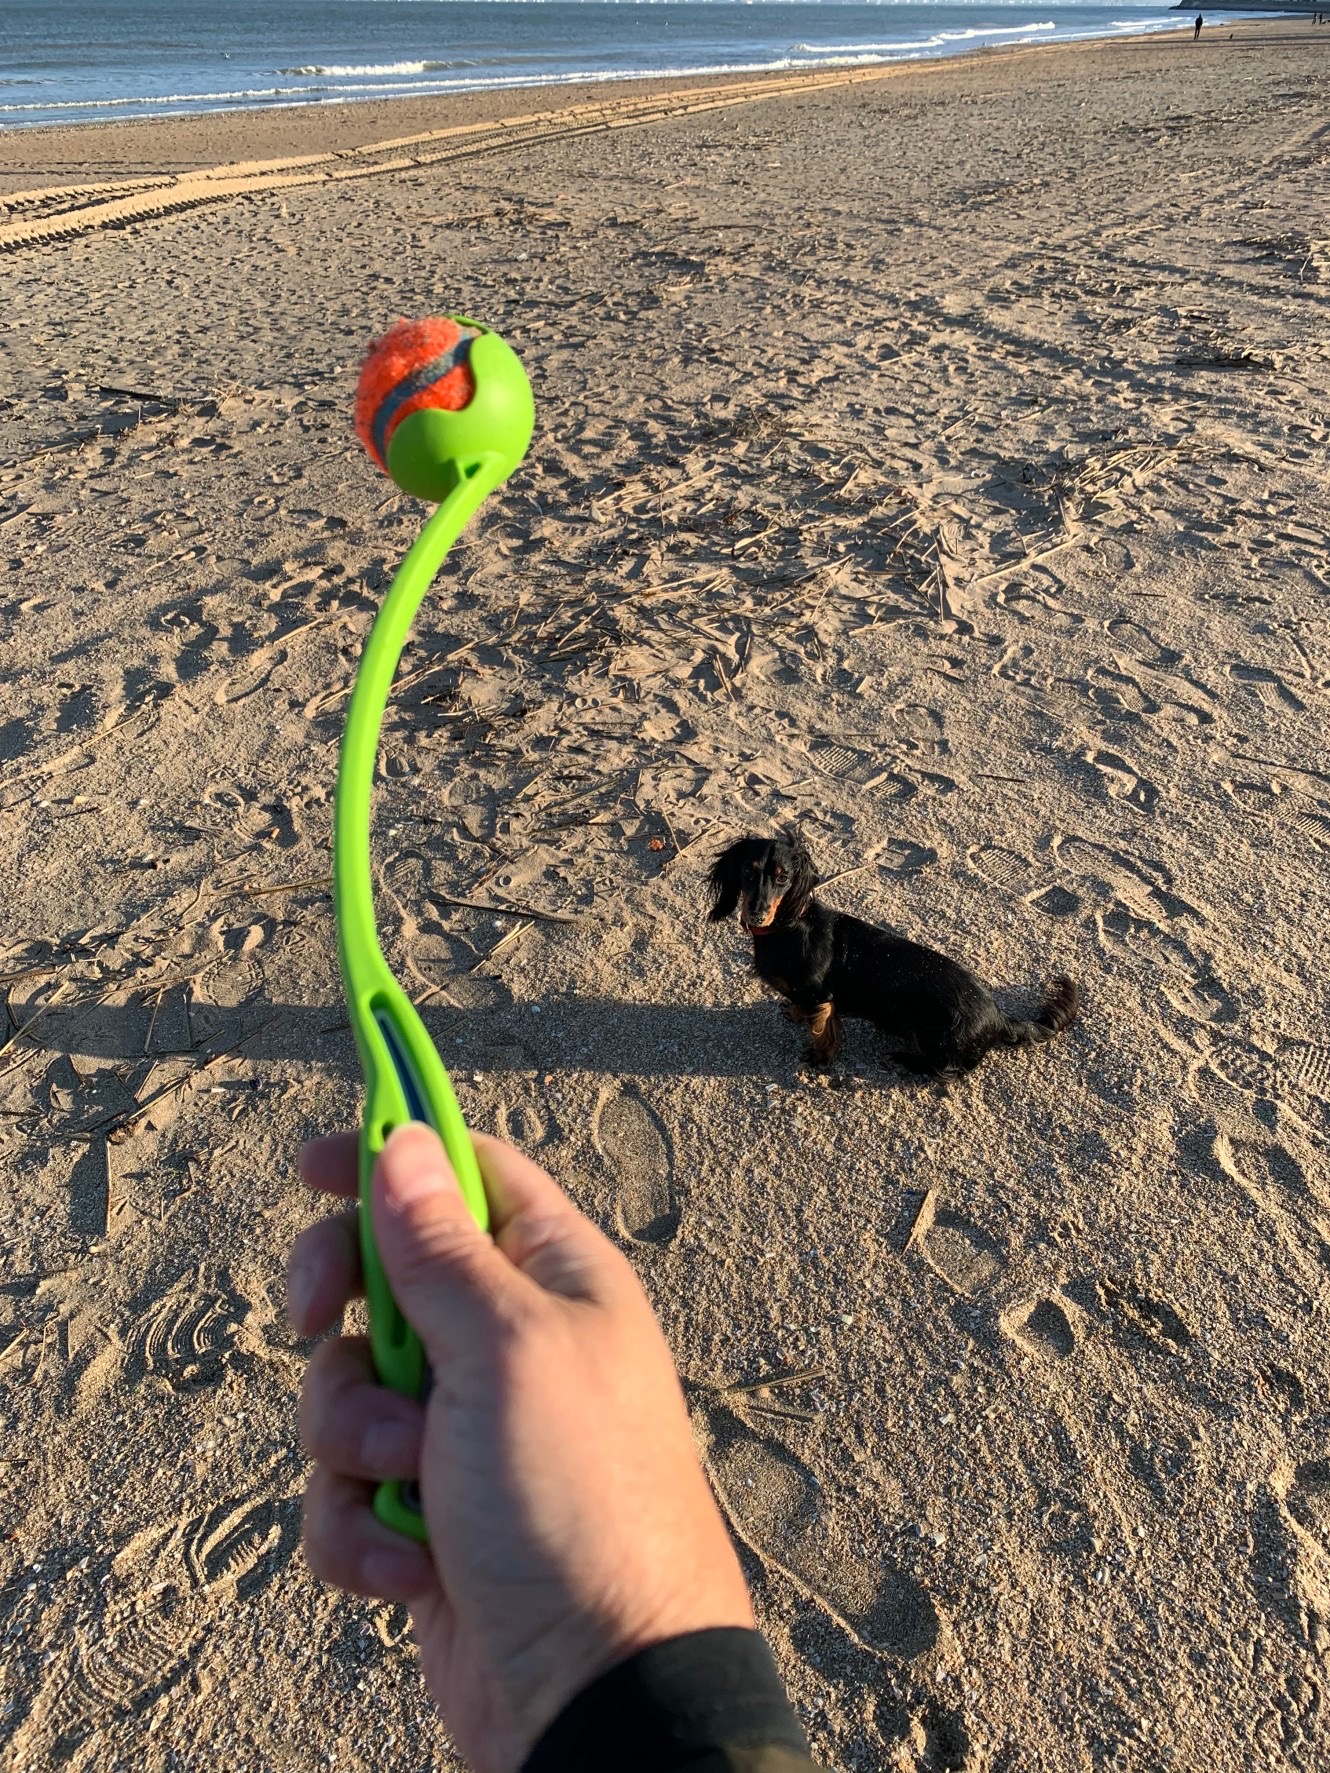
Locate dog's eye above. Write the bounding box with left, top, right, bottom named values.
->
left=774, top=867, right=787, bottom=881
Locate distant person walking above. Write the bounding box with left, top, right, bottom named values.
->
left=1193, top=13, right=1204, bottom=39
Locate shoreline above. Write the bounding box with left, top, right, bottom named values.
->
left=0, top=16, right=1306, bottom=196
left=0, top=12, right=1192, bottom=143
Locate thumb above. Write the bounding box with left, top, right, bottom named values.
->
left=371, top=1122, right=515, bottom=1361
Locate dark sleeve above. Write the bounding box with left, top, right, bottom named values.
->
left=521, top=1627, right=819, bottom=1773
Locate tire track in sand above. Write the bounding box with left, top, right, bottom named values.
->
left=2, top=60, right=1033, bottom=254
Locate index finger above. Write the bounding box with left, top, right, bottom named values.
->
left=471, top=1132, right=628, bottom=1304
left=298, top=1132, right=359, bottom=1199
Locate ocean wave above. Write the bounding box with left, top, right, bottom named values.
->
left=935, top=21, right=1058, bottom=35
left=277, top=60, right=454, bottom=76
left=794, top=24, right=1055, bottom=51
left=0, top=87, right=327, bottom=114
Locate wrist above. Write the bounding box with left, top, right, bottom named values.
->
left=520, top=1627, right=809, bottom=1773
left=506, top=1590, right=756, bottom=1771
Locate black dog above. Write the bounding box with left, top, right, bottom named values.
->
left=708, top=829, right=1079, bottom=1076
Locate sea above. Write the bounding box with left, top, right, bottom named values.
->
left=2, top=0, right=1201, bottom=134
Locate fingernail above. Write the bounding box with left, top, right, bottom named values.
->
left=286, top=1258, right=314, bottom=1330
left=362, top=1420, right=420, bottom=1476
left=379, top=1123, right=456, bottom=1207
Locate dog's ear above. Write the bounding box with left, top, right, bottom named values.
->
left=707, top=843, right=745, bottom=922
left=783, top=827, right=818, bottom=915
left=782, top=822, right=814, bottom=863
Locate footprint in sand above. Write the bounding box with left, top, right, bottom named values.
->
left=1161, top=970, right=1237, bottom=1027
left=991, top=640, right=1047, bottom=697
left=867, top=772, right=921, bottom=804
left=1027, top=883, right=1081, bottom=919
left=1105, top=618, right=1179, bottom=667
left=809, top=738, right=870, bottom=781
left=1148, top=667, right=1218, bottom=727
left=26, top=1490, right=300, bottom=1763
left=181, top=1492, right=300, bottom=1599
left=1000, top=1296, right=1079, bottom=1360
left=904, top=1703, right=972, bottom=1773
left=213, top=650, right=287, bottom=707
left=1266, top=1458, right=1330, bottom=1655
left=28, top=1582, right=202, bottom=1766
left=705, top=1413, right=939, bottom=1658
left=1082, top=747, right=1160, bottom=814
left=1259, top=1365, right=1307, bottom=1418
left=1277, top=1458, right=1330, bottom=1566
left=1086, top=664, right=1158, bottom=721
left=1207, top=1041, right=1284, bottom=1101
left=919, top=1210, right=1006, bottom=1299
left=197, top=951, right=264, bottom=1009
left=125, top=1278, right=244, bottom=1390
left=371, top=1602, right=414, bottom=1651
left=497, top=1095, right=552, bottom=1151
left=1088, top=535, right=1134, bottom=574
left=1229, top=662, right=1305, bottom=712
left=892, top=703, right=948, bottom=752
left=1093, top=924, right=1235, bottom=1024
left=806, top=740, right=940, bottom=804
left=1214, top=1133, right=1330, bottom=1278
left=1127, top=1428, right=1205, bottom=1510
left=1206, top=1039, right=1329, bottom=1106
left=1099, top=1275, right=1192, bottom=1354
left=593, top=1089, right=680, bottom=1245
left=1222, top=774, right=1280, bottom=812
left=968, top=845, right=1033, bottom=892
left=1055, top=834, right=1199, bottom=924
left=878, top=838, right=938, bottom=874
left=879, top=755, right=964, bottom=797
left=995, top=585, right=1083, bottom=631
left=1290, top=807, right=1330, bottom=851
left=1285, top=1042, right=1330, bottom=1101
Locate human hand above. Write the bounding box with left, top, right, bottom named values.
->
left=287, top=1123, right=753, bottom=1773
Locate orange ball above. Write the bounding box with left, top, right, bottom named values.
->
left=354, top=316, right=478, bottom=475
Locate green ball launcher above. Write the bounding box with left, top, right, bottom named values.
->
left=335, top=319, right=534, bottom=1540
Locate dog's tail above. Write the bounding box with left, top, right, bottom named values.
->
left=1001, top=976, right=1081, bottom=1048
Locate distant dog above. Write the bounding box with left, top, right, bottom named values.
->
left=708, top=829, right=1080, bottom=1077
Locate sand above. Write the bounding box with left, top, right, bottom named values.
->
left=2, top=18, right=1328, bottom=1772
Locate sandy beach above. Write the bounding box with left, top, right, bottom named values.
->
left=2, top=18, right=1329, bottom=1770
